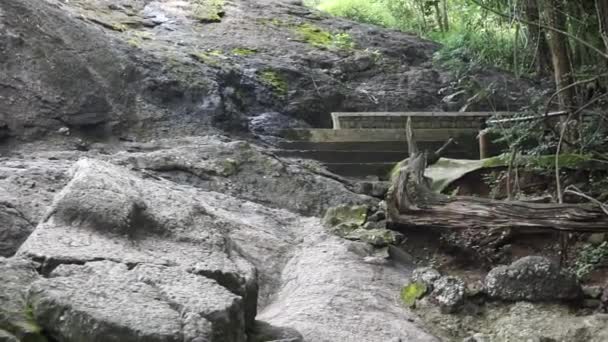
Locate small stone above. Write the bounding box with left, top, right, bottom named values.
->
left=368, top=211, right=386, bottom=222
left=432, top=276, right=465, bottom=313
left=465, top=281, right=484, bottom=298
left=588, top=233, right=607, bottom=246
left=412, top=267, right=441, bottom=289
left=582, top=285, right=603, bottom=299
left=362, top=220, right=386, bottom=230
left=58, top=126, right=70, bottom=135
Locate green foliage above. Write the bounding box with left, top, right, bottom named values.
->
left=317, top=0, right=399, bottom=28
left=571, top=241, right=608, bottom=280
left=192, top=0, right=225, bottom=23
left=258, top=69, right=288, bottom=96
left=308, top=0, right=527, bottom=73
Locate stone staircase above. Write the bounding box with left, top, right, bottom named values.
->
left=276, top=112, right=513, bottom=180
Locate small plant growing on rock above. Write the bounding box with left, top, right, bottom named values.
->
left=294, top=23, right=355, bottom=50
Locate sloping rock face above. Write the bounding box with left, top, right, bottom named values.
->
left=5, top=152, right=438, bottom=341
left=0, top=0, right=538, bottom=144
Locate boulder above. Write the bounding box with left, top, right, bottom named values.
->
left=484, top=256, right=582, bottom=301
left=431, top=276, right=465, bottom=313
left=30, top=261, right=245, bottom=342
left=18, top=159, right=258, bottom=326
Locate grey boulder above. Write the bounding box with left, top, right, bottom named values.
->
left=431, top=276, right=465, bottom=313
left=484, top=256, right=582, bottom=301
left=30, top=261, right=245, bottom=342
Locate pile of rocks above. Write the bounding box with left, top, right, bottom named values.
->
left=322, top=202, right=402, bottom=247
left=403, top=256, right=589, bottom=314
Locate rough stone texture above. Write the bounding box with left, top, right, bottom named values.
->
left=258, top=235, right=439, bottom=342
left=1, top=0, right=539, bottom=145
left=30, top=261, right=244, bottom=342
left=484, top=256, right=582, bottom=301
left=7, top=153, right=436, bottom=341
left=0, top=257, right=45, bottom=341
left=0, top=158, right=71, bottom=256
left=431, top=276, right=465, bottom=314
left=110, top=136, right=375, bottom=216
left=18, top=159, right=258, bottom=327
left=412, top=267, right=441, bottom=289
left=0, top=330, right=18, bottom=342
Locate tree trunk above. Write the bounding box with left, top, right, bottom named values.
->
left=597, top=0, right=608, bottom=53
left=442, top=0, right=449, bottom=31
left=525, top=0, right=552, bottom=75
left=542, top=0, right=576, bottom=112
left=386, top=117, right=608, bottom=233
left=433, top=1, right=445, bottom=32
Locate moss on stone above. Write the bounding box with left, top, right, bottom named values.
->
left=191, top=50, right=224, bottom=67
left=0, top=304, right=47, bottom=342
left=322, top=204, right=368, bottom=228
left=293, top=23, right=355, bottom=50
left=344, top=228, right=401, bottom=247
left=401, top=282, right=428, bottom=308
left=231, top=48, right=257, bottom=56
left=192, top=0, right=225, bottom=23
left=258, top=69, right=288, bottom=96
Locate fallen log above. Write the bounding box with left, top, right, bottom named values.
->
left=386, top=118, right=608, bottom=233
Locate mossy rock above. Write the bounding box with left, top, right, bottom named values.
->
left=258, top=69, right=288, bottom=96
left=0, top=305, right=48, bottom=342
left=344, top=228, right=402, bottom=247
left=322, top=204, right=368, bottom=228
left=401, top=282, right=428, bottom=308
left=231, top=48, right=257, bottom=56
left=191, top=0, right=225, bottom=23
left=293, top=23, right=355, bottom=50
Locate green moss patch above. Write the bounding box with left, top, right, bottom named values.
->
left=322, top=204, right=368, bottom=228
left=190, top=50, right=224, bottom=66
left=192, top=0, right=225, bottom=23
left=401, top=282, right=428, bottom=308
left=293, top=23, right=355, bottom=50
left=258, top=69, right=288, bottom=96
left=231, top=48, right=257, bottom=56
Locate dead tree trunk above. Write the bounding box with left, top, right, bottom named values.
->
left=386, top=118, right=608, bottom=233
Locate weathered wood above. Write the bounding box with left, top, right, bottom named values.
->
left=386, top=118, right=608, bottom=233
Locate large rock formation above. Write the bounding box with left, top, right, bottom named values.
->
left=0, top=152, right=437, bottom=341
left=0, top=0, right=538, bottom=144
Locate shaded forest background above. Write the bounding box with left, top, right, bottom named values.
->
left=306, top=0, right=608, bottom=159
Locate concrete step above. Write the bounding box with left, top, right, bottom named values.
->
left=274, top=149, right=409, bottom=163
left=281, top=128, right=479, bottom=143
left=278, top=140, right=478, bottom=153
